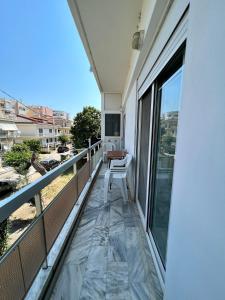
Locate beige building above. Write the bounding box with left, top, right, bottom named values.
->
left=15, top=115, right=60, bottom=148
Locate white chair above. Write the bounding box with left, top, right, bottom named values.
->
left=104, top=154, right=132, bottom=204
left=103, top=142, right=116, bottom=162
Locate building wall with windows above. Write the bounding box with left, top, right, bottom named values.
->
left=121, top=0, right=225, bottom=299
left=69, top=0, right=225, bottom=298
left=15, top=117, right=60, bottom=147
left=164, top=1, right=225, bottom=299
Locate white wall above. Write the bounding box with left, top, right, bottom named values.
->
left=101, top=93, right=122, bottom=150
left=104, top=93, right=121, bottom=110
left=165, top=1, right=225, bottom=299
left=16, top=124, right=37, bottom=136
left=124, top=83, right=136, bottom=156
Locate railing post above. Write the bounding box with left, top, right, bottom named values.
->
left=88, top=138, right=92, bottom=178
left=73, top=162, right=77, bottom=175
left=34, top=192, right=48, bottom=269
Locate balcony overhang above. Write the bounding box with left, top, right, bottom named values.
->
left=68, top=0, right=142, bottom=93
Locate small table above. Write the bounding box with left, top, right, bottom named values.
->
left=107, top=150, right=126, bottom=167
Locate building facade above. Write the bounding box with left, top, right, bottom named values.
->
left=0, top=119, right=19, bottom=151
left=69, top=0, right=225, bottom=298
left=15, top=115, right=60, bottom=148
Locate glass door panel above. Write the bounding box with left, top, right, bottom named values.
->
left=137, top=90, right=151, bottom=215
left=150, top=67, right=183, bottom=266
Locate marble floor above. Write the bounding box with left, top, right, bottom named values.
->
left=50, top=165, right=163, bottom=300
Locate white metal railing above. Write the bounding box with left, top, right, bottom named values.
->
left=0, top=139, right=102, bottom=299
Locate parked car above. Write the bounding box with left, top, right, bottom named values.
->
left=40, top=159, right=60, bottom=171
left=0, top=179, right=18, bottom=196
left=57, top=146, right=69, bottom=153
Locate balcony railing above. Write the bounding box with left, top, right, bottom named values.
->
left=0, top=140, right=102, bottom=300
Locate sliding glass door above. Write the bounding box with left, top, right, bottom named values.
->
left=137, top=89, right=151, bottom=216
left=149, top=61, right=184, bottom=267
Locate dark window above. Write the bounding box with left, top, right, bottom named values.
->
left=39, top=128, right=43, bottom=133
left=49, top=129, right=52, bottom=133
left=105, top=114, right=120, bottom=136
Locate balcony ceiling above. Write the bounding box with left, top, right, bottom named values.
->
left=69, top=0, right=142, bottom=93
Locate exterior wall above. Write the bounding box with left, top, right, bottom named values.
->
left=101, top=93, right=122, bottom=150
left=123, top=82, right=137, bottom=199
left=0, top=98, right=16, bottom=120
left=104, top=93, right=121, bottom=111
left=122, top=0, right=225, bottom=297
left=164, top=1, right=225, bottom=299
left=59, top=127, right=71, bottom=136
left=16, top=124, right=37, bottom=137
left=124, top=83, right=136, bottom=156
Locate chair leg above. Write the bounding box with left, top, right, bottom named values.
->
left=118, top=178, right=127, bottom=203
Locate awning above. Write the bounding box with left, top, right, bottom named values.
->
left=0, top=123, right=18, bottom=131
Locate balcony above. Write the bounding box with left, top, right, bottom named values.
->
left=0, top=141, right=162, bottom=300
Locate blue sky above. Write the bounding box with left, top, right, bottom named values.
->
left=0, top=1, right=101, bottom=119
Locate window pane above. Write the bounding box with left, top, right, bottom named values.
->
left=151, top=67, right=183, bottom=266
left=105, top=114, right=120, bottom=136
left=138, top=91, right=151, bottom=215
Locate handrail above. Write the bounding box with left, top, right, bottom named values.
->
left=0, top=139, right=102, bottom=223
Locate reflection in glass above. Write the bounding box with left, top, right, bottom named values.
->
left=138, top=91, right=151, bottom=215
left=151, top=67, right=183, bottom=266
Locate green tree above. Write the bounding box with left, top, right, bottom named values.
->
left=70, top=106, right=101, bottom=148
left=1, top=144, right=32, bottom=254
left=0, top=220, right=8, bottom=256
left=23, top=139, right=41, bottom=153
left=3, top=144, right=32, bottom=180
left=58, top=134, right=69, bottom=146
left=161, top=134, right=176, bottom=154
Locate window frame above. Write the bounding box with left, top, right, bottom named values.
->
left=104, top=112, right=121, bottom=137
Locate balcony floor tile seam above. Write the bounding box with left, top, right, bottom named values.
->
left=50, top=165, right=163, bottom=300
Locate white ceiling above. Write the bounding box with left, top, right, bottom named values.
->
left=73, top=0, right=142, bottom=93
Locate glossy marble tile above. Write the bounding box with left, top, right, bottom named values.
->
left=106, top=262, right=130, bottom=300
left=50, top=164, right=163, bottom=300
left=79, top=275, right=106, bottom=300
left=50, top=262, right=85, bottom=300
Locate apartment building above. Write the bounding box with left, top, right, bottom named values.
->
left=0, top=99, right=19, bottom=150
left=15, top=115, right=60, bottom=148
left=0, top=119, right=19, bottom=151
left=68, top=0, right=225, bottom=298
left=28, top=105, right=54, bottom=123
left=0, top=1, right=224, bottom=300
left=53, top=110, right=68, bottom=124
left=0, top=98, right=16, bottom=120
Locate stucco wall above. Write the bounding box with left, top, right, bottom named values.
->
left=165, top=1, right=225, bottom=299
left=104, top=93, right=121, bottom=111
left=16, top=124, right=37, bottom=136
left=123, top=82, right=137, bottom=199
left=124, top=83, right=136, bottom=156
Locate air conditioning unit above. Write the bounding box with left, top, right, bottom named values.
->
left=132, top=30, right=144, bottom=50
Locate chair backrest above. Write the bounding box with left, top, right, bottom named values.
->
left=104, top=142, right=116, bottom=151
left=110, top=154, right=132, bottom=174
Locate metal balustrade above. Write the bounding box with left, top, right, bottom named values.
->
left=0, top=140, right=102, bottom=300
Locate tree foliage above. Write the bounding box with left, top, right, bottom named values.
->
left=58, top=134, right=69, bottom=145
left=23, top=139, right=41, bottom=153
left=3, top=144, right=32, bottom=175
left=161, top=134, right=176, bottom=154
left=70, top=106, right=101, bottom=148
left=0, top=220, right=8, bottom=256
